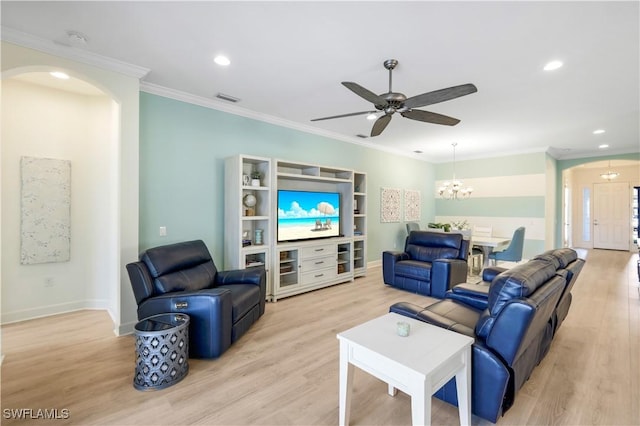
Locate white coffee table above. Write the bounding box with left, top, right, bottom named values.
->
left=337, top=313, right=474, bottom=426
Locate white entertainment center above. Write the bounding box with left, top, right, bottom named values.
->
left=224, top=155, right=367, bottom=301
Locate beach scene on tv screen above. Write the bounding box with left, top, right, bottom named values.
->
left=278, top=191, right=340, bottom=241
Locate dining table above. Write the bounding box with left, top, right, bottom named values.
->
left=471, top=235, right=511, bottom=267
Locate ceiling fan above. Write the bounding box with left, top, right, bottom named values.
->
left=311, top=59, right=477, bottom=137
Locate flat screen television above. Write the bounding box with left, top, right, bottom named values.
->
left=277, top=189, right=340, bottom=242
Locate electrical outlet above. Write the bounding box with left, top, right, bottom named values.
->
left=159, top=226, right=167, bottom=236
left=44, top=277, right=55, bottom=287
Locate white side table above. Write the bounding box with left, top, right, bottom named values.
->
left=337, top=313, right=474, bottom=425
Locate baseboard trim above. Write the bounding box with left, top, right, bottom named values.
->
left=1, top=299, right=110, bottom=325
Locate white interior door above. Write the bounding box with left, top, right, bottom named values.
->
left=593, top=182, right=630, bottom=250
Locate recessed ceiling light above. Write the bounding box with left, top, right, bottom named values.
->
left=366, top=113, right=377, bottom=120
left=543, top=60, right=563, bottom=71
left=214, top=55, right=231, bottom=66
left=598, top=144, right=609, bottom=149
left=50, top=71, right=70, bottom=80
left=593, top=129, right=605, bottom=134
left=413, top=150, right=423, bottom=154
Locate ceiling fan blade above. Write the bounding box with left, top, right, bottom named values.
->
left=310, top=111, right=375, bottom=122
left=401, top=109, right=460, bottom=126
left=403, top=83, right=477, bottom=109
left=342, top=82, right=387, bottom=106
left=371, top=114, right=392, bottom=137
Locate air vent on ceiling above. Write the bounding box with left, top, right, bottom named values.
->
left=215, top=93, right=240, bottom=103
left=356, top=134, right=368, bottom=139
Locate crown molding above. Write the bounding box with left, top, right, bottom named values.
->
left=1, top=26, right=150, bottom=79
left=140, top=81, right=421, bottom=161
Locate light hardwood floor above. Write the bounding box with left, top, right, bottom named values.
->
left=2, top=249, right=638, bottom=425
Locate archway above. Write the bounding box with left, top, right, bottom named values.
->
left=561, top=158, right=640, bottom=251
left=1, top=67, right=120, bottom=327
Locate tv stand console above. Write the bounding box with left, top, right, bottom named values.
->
left=224, top=155, right=367, bottom=301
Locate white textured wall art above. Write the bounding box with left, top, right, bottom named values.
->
left=380, top=187, right=402, bottom=223
left=404, top=189, right=421, bottom=221
left=21, top=156, right=71, bottom=264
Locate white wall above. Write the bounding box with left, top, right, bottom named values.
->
left=1, top=79, right=114, bottom=321
left=1, top=41, right=141, bottom=336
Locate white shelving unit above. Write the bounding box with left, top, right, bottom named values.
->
left=353, top=171, right=367, bottom=277
left=224, top=155, right=272, bottom=295
left=225, top=155, right=367, bottom=302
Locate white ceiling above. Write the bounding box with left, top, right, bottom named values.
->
left=2, top=1, right=639, bottom=163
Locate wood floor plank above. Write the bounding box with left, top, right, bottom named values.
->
left=1, top=249, right=638, bottom=425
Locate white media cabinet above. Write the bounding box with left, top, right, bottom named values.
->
left=224, top=155, right=367, bottom=301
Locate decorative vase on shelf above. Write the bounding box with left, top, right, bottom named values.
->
left=254, top=229, right=264, bottom=245
left=242, top=174, right=250, bottom=186
left=251, top=179, right=260, bottom=187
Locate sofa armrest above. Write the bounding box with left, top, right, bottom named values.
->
left=216, top=266, right=267, bottom=315
left=430, top=258, right=468, bottom=298
left=482, top=266, right=508, bottom=283
left=382, top=251, right=409, bottom=285
left=216, top=267, right=265, bottom=287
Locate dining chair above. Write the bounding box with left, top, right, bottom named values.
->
left=489, top=226, right=526, bottom=266
left=406, top=222, right=420, bottom=235
left=471, top=226, right=493, bottom=269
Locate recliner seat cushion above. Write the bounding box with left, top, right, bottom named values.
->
left=394, top=259, right=432, bottom=281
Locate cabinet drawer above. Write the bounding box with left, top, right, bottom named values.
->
left=301, top=243, right=336, bottom=258
left=301, top=268, right=337, bottom=285
left=301, top=255, right=336, bottom=272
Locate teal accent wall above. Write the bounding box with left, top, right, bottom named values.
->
left=139, top=92, right=436, bottom=265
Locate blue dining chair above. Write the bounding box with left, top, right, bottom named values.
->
left=406, top=222, right=420, bottom=235
left=489, top=227, right=526, bottom=265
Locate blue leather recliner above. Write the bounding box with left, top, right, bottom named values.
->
left=383, top=230, right=469, bottom=298
left=390, top=252, right=579, bottom=423
left=126, top=240, right=266, bottom=359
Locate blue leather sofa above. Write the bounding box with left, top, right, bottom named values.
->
left=382, top=231, right=470, bottom=298
left=390, top=249, right=584, bottom=423
left=126, top=240, right=266, bottom=359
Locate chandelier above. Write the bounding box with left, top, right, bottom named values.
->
left=438, top=143, right=473, bottom=200
left=600, top=160, right=620, bottom=181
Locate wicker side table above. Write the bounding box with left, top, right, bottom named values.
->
left=133, top=313, right=189, bottom=391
